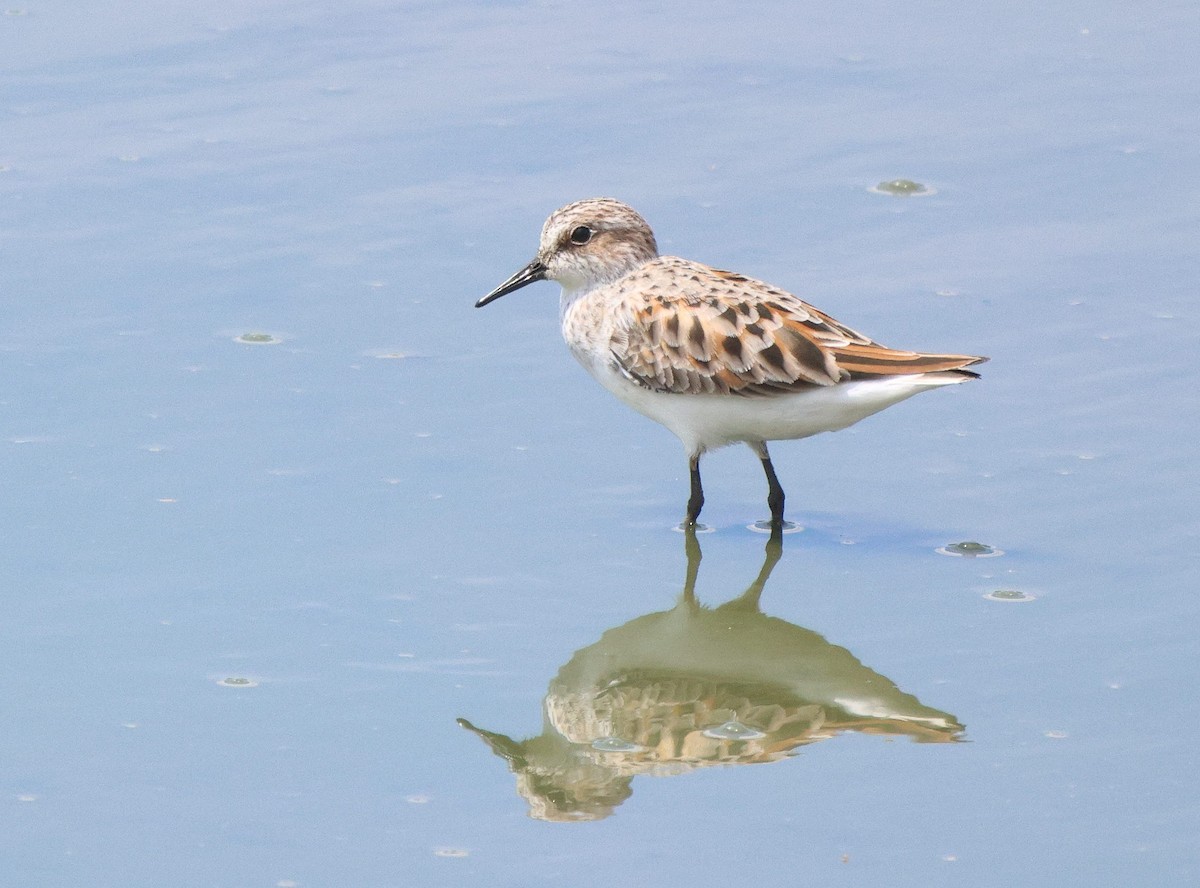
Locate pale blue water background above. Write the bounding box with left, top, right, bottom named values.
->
left=3, top=2, right=1198, bottom=885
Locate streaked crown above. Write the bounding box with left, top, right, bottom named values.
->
left=538, top=198, right=659, bottom=293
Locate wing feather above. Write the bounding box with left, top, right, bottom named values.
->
left=608, top=258, right=986, bottom=396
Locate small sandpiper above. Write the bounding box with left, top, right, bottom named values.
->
left=477, top=198, right=986, bottom=526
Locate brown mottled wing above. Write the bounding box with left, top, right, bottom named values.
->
left=610, top=259, right=986, bottom=396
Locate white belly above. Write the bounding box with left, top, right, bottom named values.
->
left=580, top=357, right=967, bottom=456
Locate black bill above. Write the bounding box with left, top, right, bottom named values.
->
left=475, top=259, right=547, bottom=307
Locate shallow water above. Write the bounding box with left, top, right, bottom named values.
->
left=3, top=2, right=1198, bottom=885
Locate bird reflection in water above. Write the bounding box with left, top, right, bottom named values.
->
left=458, top=525, right=964, bottom=821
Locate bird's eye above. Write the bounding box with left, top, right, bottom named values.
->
left=569, top=226, right=593, bottom=245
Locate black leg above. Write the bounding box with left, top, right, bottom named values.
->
left=731, top=521, right=783, bottom=611
left=681, top=523, right=702, bottom=606
left=757, top=442, right=786, bottom=524
left=685, top=454, right=704, bottom=525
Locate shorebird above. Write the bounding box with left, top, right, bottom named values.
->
left=477, top=198, right=985, bottom=526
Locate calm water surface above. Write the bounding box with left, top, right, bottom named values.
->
left=3, top=2, right=1198, bottom=885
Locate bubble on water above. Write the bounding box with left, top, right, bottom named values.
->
left=363, top=347, right=422, bottom=360
left=234, top=332, right=282, bottom=345
left=984, top=589, right=1035, bottom=603
left=870, top=178, right=935, bottom=196
left=936, top=541, right=1003, bottom=558
left=702, top=720, right=767, bottom=741
left=591, top=737, right=646, bottom=753
left=217, top=676, right=259, bottom=688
